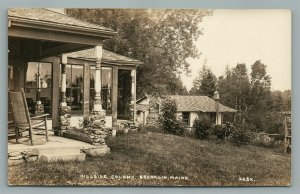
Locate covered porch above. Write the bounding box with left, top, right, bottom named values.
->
left=8, top=8, right=141, bottom=161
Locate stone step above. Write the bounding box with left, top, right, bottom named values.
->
left=38, top=146, right=81, bottom=155
left=39, top=153, right=86, bottom=162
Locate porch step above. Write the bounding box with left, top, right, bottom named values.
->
left=38, top=146, right=81, bottom=155
left=39, top=153, right=86, bottom=162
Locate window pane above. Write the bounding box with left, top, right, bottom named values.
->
left=90, top=66, right=95, bottom=89
left=72, top=65, right=83, bottom=87
left=182, top=112, right=190, bottom=126
left=25, top=62, right=52, bottom=116
left=102, top=67, right=112, bottom=88
left=39, top=63, right=52, bottom=89
left=101, top=89, right=112, bottom=115
left=25, top=62, right=38, bottom=88
left=66, top=65, right=72, bottom=87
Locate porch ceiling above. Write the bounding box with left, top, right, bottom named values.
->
left=8, top=8, right=117, bottom=58
left=8, top=37, right=93, bottom=60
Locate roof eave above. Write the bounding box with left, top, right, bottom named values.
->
left=68, top=57, right=142, bottom=66
left=102, top=59, right=143, bottom=65
left=9, top=16, right=118, bottom=39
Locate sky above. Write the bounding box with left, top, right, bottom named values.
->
left=181, top=9, right=291, bottom=92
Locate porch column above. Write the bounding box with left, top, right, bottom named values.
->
left=51, top=57, right=60, bottom=133
left=35, top=62, right=44, bottom=115
left=111, top=66, right=118, bottom=137
left=94, top=45, right=102, bottom=111
left=130, top=69, right=136, bottom=122
left=58, top=54, right=71, bottom=136
left=88, top=45, right=109, bottom=153
left=83, top=61, right=90, bottom=118
left=61, top=56, right=67, bottom=106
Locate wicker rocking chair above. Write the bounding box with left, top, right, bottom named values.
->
left=9, top=88, right=49, bottom=145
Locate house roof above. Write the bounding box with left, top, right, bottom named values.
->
left=8, top=8, right=116, bottom=37
left=136, top=95, right=149, bottom=103
left=168, top=95, right=237, bottom=113
left=67, top=48, right=143, bottom=65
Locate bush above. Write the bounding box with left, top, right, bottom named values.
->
left=211, top=122, right=233, bottom=140
left=229, top=123, right=251, bottom=146
left=160, top=99, right=185, bottom=136
left=193, top=115, right=211, bottom=139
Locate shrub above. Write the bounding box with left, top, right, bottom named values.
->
left=193, top=115, right=211, bottom=139
left=229, top=123, right=251, bottom=146
left=211, top=122, right=233, bottom=140
left=160, top=99, right=185, bottom=136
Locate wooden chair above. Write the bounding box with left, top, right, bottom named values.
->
left=9, top=88, right=49, bottom=145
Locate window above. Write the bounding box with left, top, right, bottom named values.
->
left=65, top=64, right=84, bottom=115
left=90, top=67, right=112, bottom=115
left=25, top=62, right=52, bottom=115
left=182, top=112, right=190, bottom=127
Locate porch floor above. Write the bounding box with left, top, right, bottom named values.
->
left=8, top=116, right=132, bottom=162
left=8, top=131, right=95, bottom=153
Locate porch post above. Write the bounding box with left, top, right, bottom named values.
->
left=51, top=57, right=60, bottom=134
left=61, top=56, right=67, bottom=106
left=130, top=69, right=136, bottom=122
left=35, top=62, right=44, bottom=115
left=94, top=45, right=102, bottom=111
left=111, top=66, right=118, bottom=137
left=58, top=54, right=71, bottom=136
left=87, top=45, right=109, bottom=153
left=83, top=61, right=90, bottom=118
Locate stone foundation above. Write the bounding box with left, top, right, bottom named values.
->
left=8, top=149, right=39, bottom=165
left=81, top=145, right=110, bottom=157
left=61, top=109, right=110, bottom=156
left=58, top=105, right=71, bottom=136
left=89, top=110, right=107, bottom=146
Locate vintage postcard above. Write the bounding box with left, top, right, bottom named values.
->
left=8, top=8, right=291, bottom=186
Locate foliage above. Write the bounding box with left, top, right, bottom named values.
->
left=217, top=60, right=290, bottom=132
left=193, top=115, right=211, bottom=139
left=190, top=62, right=217, bottom=97
left=160, top=99, right=185, bottom=136
left=229, top=123, right=252, bottom=146
left=210, top=123, right=233, bottom=140
left=9, top=132, right=291, bottom=186
left=218, top=63, right=250, bottom=116
left=67, top=9, right=213, bottom=98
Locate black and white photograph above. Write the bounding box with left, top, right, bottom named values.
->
left=7, top=8, right=291, bottom=186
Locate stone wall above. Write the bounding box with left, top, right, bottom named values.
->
left=58, top=105, right=71, bottom=136
left=62, top=110, right=110, bottom=156
left=8, top=149, right=39, bottom=165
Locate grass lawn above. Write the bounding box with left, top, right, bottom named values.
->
left=8, top=131, right=291, bottom=186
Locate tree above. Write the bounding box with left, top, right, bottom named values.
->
left=217, top=61, right=283, bottom=132
left=160, top=98, right=185, bottom=136
left=190, top=63, right=217, bottom=97
left=218, top=63, right=250, bottom=113
left=67, top=9, right=213, bottom=98
left=248, top=60, right=272, bottom=108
